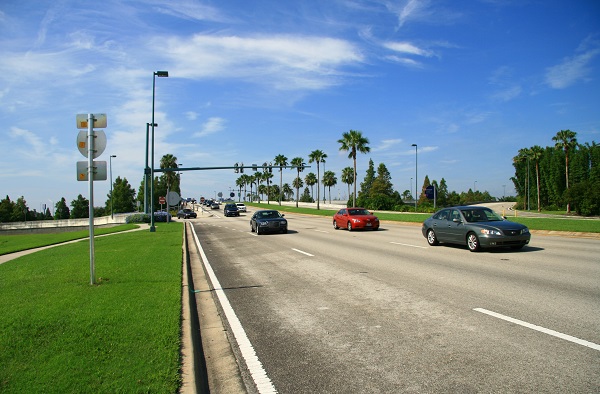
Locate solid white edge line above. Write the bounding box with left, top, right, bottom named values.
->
left=474, top=308, right=600, bottom=351
left=191, top=225, right=278, bottom=393
left=292, top=248, right=314, bottom=257
left=389, top=242, right=428, bottom=249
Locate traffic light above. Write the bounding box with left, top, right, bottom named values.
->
left=234, top=162, right=239, bottom=173
left=240, top=162, right=244, bottom=173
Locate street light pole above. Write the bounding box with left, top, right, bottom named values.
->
left=411, top=144, right=417, bottom=212
left=110, top=155, right=116, bottom=220
left=145, top=122, right=157, bottom=214
left=150, top=71, right=168, bottom=232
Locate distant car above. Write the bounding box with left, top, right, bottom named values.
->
left=211, top=202, right=219, bottom=209
left=177, top=208, right=197, bottom=219
left=224, top=203, right=240, bottom=217
left=236, top=203, right=247, bottom=212
left=250, top=210, right=287, bottom=234
left=333, top=208, right=380, bottom=231
left=421, top=205, right=531, bottom=252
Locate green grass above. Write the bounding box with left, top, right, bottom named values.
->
left=0, top=224, right=139, bottom=255
left=246, top=202, right=600, bottom=233
left=0, top=223, right=183, bottom=393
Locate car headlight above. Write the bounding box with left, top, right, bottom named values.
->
left=521, top=228, right=530, bottom=234
left=258, top=221, right=268, bottom=226
left=480, top=229, right=501, bottom=236
left=281, top=220, right=287, bottom=225
left=352, top=219, right=361, bottom=223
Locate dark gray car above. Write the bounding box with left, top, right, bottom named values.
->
left=250, top=210, right=287, bottom=234
left=421, top=206, right=530, bottom=252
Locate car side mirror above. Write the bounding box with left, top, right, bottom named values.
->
left=453, top=218, right=461, bottom=223
left=281, top=214, right=285, bottom=217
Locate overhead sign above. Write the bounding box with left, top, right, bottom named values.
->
left=76, top=113, right=107, bottom=129
left=76, top=161, right=107, bottom=181
left=77, top=130, right=107, bottom=158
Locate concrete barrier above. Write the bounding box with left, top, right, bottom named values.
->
left=0, top=213, right=130, bottom=233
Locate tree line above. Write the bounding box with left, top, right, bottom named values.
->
left=512, top=129, right=599, bottom=216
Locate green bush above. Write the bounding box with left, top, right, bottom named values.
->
left=126, top=213, right=150, bottom=223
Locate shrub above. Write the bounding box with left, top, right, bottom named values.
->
left=126, top=213, right=150, bottom=223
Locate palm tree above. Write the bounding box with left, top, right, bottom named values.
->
left=159, top=154, right=178, bottom=209
left=513, top=148, right=531, bottom=210
left=529, top=145, right=544, bottom=212
left=254, top=171, right=263, bottom=203
left=262, top=170, right=273, bottom=204
left=341, top=166, right=354, bottom=202
left=338, top=130, right=370, bottom=207
left=305, top=172, right=317, bottom=201
left=322, top=170, right=337, bottom=203
left=235, top=176, right=245, bottom=201
left=552, top=129, right=578, bottom=213
left=290, top=157, right=304, bottom=207
left=282, top=183, right=293, bottom=201
left=273, top=154, right=288, bottom=205
left=308, top=150, right=327, bottom=209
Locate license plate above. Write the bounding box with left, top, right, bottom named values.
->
left=366, top=222, right=372, bottom=226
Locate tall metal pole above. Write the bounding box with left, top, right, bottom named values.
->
left=110, top=155, right=116, bottom=219
left=87, top=114, right=96, bottom=285
left=144, top=123, right=149, bottom=214
left=150, top=71, right=168, bottom=232
left=412, top=144, right=417, bottom=212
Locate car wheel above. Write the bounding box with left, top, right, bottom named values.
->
left=256, top=226, right=261, bottom=235
left=426, top=229, right=439, bottom=246
left=281, top=228, right=287, bottom=234
left=250, top=223, right=255, bottom=232
left=467, top=232, right=481, bottom=252
left=333, top=220, right=339, bottom=230
left=347, top=222, right=352, bottom=231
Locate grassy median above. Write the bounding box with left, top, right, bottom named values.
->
left=0, top=222, right=183, bottom=393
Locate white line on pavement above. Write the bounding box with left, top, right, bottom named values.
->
left=474, top=308, right=600, bottom=351
left=191, top=224, right=278, bottom=393
left=292, top=248, right=314, bottom=257
left=390, top=242, right=428, bottom=249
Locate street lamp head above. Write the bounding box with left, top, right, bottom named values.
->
left=147, top=122, right=158, bottom=127
left=154, top=71, right=169, bottom=77
left=110, top=155, right=117, bottom=158
left=411, top=143, right=417, bottom=147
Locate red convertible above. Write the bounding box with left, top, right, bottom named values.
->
left=333, top=208, right=380, bottom=231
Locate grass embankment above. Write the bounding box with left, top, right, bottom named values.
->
left=245, top=202, right=600, bottom=233
left=0, top=224, right=139, bottom=255
left=0, top=223, right=183, bottom=393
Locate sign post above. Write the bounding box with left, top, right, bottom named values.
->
left=76, top=113, right=107, bottom=285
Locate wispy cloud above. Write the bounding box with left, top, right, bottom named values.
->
left=194, top=117, right=226, bottom=137
left=157, top=34, right=364, bottom=91
left=545, top=36, right=600, bottom=89
left=373, top=138, right=403, bottom=151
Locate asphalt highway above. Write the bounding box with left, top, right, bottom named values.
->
left=190, top=210, right=599, bottom=393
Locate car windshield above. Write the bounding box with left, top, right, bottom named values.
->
left=461, top=208, right=503, bottom=222
left=258, top=211, right=281, bottom=219
left=348, top=209, right=370, bottom=215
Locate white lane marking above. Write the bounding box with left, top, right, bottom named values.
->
left=474, top=308, right=600, bottom=351
left=390, top=242, right=428, bottom=249
left=292, top=248, right=314, bottom=257
left=314, top=230, right=328, bottom=233
left=190, top=224, right=277, bottom=393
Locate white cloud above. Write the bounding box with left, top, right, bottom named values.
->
left=194, top=117, right=226, bottom=137
left=383, top=41, right=434, bottom=57
left=545, top=36, right=600, bottom=89
left=373, top=138, right=403, bottom=151
left=157, top=34, right=363, bottom=91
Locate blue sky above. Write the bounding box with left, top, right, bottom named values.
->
left=1, top=0, right=599, bottom=211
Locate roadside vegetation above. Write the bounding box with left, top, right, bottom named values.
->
left=0, top=223, right=183, bottom=393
